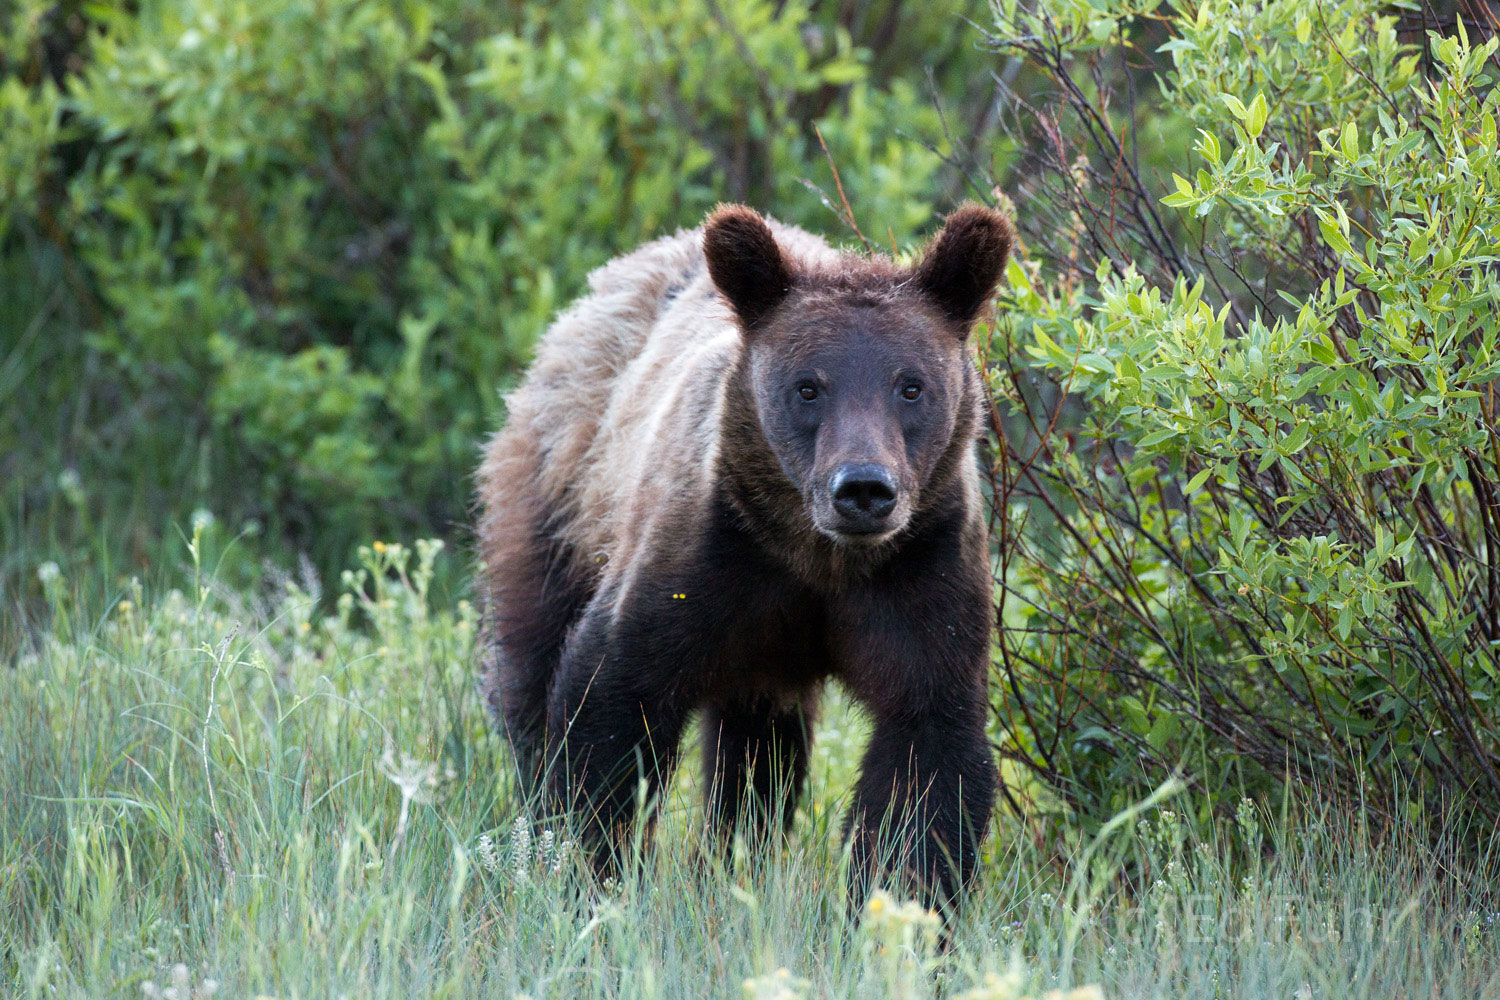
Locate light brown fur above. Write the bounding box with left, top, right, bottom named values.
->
left=476, top=220, right=846, bottom=617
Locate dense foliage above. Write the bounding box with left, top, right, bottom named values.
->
left=981, top=0, right=1500, bottom=827
left=0, top=0, right=990, bottom=595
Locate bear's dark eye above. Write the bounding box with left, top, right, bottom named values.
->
left=798, top=383, right=819, bottom=402
left=901, top=383, right=922, bottom=401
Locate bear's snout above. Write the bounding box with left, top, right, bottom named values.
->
left=829, top=462, right=899, bottom=533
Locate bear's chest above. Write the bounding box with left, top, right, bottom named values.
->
left=700, top=587, right=831, bottom=701
left=669, top=498, right=835, bottom=701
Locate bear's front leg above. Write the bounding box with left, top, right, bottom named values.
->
left=546, top=599, right=694, bottom=875
left=833, top=518, right=998, bottom=912
left=844, top=690, right=996, bottom=911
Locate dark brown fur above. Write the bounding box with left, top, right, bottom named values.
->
left=477, top=203, right=1012, bottom=909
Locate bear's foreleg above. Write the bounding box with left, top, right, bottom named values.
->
left=844, top=690, right=996, bottom=912
left=833, top=518, right=997, bottom=913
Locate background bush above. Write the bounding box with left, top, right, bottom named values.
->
left=0, top=0, right=994, bottom=602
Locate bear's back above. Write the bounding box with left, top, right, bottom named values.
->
left=481, top=219, right=838, bottom=585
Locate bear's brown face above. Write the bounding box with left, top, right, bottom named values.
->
left=703, top=203, right=1013, bottom=545
left=745, top=298, right=962, bottom=544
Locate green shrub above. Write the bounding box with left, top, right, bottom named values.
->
left=981, top=0, right=1500, bottom=826
left=0, top=0, right=991, bottom=591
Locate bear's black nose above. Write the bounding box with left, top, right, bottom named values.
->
left=830, top=463, right=898, bottom=529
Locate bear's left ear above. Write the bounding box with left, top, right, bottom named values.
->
left=911, top=204, right=1014, bottom=333
left=703, top=204, right=794, bottom=330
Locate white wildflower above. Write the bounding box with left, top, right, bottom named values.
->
left=379, top=744, right=437, bottom=848
left=477, top=833, right=500, bottom=873
left=511, top=816, right=532, bottom=884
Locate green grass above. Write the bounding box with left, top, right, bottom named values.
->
left=3, top=535, right=1498, bottom=999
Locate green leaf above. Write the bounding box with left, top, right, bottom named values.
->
left=1282, top=421, right=1311, bottom=454
left=1318, top=215, right=1352, bottom=258
left=819, top=58, right=866, bottom=85
left=1308, top=338, right=1339, bottom=365
left=1137, top=428, right=1180, bottom=448
left=1118, top=695, right=1149, bottom=735
left=1292, top=368, right=1326, bottom=400
left=1077, top=353, right=1115, bottom=375
left=1196, top=129, right=1221, bottom=165
left=1230, top=515, right=1249, bottom=552
left=1340, top=121, right=1359, bottom=161
left=1147, top=712, right=1180, bottom=751
left=1246, top=93, right=1269, bottom=138
left=1409, top=229, right=1430, bottom=262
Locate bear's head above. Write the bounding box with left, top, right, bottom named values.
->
left=704, top=203, right=1012, bottom=546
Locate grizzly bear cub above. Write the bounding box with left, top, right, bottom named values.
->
left=476, top=203, right=1012, bottom=908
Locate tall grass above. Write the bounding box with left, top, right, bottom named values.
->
left=3, top=534, right=1497, bottom=999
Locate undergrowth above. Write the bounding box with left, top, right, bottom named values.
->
left=3, top=534, right=1497, bottom=998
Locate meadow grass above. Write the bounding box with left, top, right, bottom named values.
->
left=3, top=534, right=1498, bottom=999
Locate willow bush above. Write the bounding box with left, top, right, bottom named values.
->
left=978, top=0, right=1500, bottom=828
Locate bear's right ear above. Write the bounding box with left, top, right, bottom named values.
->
left=703, top=205, right=793, bottom=330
